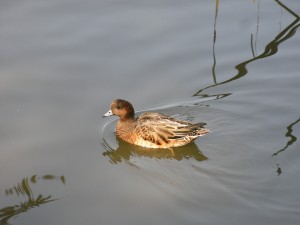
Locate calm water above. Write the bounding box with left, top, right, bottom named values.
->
left=1, top=0, right=300, bottom=225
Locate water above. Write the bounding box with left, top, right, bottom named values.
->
left=1, top=0, right=300, bottom=225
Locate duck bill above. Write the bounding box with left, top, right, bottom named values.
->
left=103, top=109, right=113, bottom=117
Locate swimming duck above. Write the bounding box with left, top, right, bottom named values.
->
left=103, top=99, right=209, bottom=148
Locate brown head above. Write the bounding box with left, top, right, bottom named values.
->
left=104, top=99, right=135, bottom=120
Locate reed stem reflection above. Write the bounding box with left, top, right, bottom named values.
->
left=196, top=0, right=300, bottom=97
left=273, top=117, right=300, bottom=157
left=0, top=175, right=65, bottom=224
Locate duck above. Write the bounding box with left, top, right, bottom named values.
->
left=103, top=99, right=209, bottom=148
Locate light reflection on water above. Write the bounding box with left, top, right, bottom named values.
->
left=1, top=0, right=300, bottom=225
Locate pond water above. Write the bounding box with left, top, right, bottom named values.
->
left=1, top=0, right=300, bottom=225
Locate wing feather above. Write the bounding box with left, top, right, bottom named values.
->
left=134, top=113, right=207, bottom=146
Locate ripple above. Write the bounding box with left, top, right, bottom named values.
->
left=100, top=116, right=119, bottom=151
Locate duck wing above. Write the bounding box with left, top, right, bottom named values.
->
left=135, top=113, right=207, bottom=145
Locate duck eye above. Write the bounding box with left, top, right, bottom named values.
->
left=116, top=103, right=123, bottom=109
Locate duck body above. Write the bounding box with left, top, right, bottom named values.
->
left=104, top=99, right=209, bottom=148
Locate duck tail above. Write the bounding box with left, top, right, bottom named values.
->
left=195, top=128, right=210, bottom=136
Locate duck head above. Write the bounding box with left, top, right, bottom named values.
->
left=104, top=99, right=135, bottom=120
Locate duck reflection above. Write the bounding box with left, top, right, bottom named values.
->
left=0, top=175, right=65, bottom=224
left=103, top=137, right=208, bottom=165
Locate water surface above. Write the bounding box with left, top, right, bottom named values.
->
left=1, top=0, right=300, bottom=225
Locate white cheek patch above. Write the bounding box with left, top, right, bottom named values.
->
left=104, top=110, right=113, bottom=117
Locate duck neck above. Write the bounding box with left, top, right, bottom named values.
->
left=116, top=117, right=135, bottom=139
left=120, top=118, right=134, bottom=124
left=120, top=113, right=135, bottom=122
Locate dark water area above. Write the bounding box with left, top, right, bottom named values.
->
left=1, top=0, right=300, bottom=225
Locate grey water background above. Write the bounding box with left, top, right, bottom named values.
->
left=1, top=0, right=300, bottom=225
